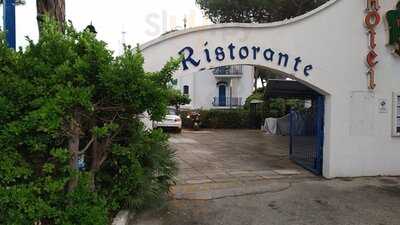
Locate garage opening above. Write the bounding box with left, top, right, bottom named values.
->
left=264, top=79, right=324, bottom=175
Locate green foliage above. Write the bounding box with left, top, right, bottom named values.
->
left=245, top=88, right=306, bottom=118
left=60, top=175, right=109, bottom=225
left=267, top=98, right=305, bottom=118
left=0, top=19, right=178, bottom=225
left=201, top=109, right=250, bottom=129
left=196, top=0, right=329, bottom=23
left=167, top=89, right=191, bottom=108
left=181, top=95, right=306, bottom=130
left=180, top=108, right=262, bottom=129
left=244, top=88, right=264, bottom=109
left=195, top=109, right=250, bottom=129
left=97, top=126, right=177, bottom=212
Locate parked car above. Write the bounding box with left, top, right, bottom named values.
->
left=153, top=107, right=182, bottom=132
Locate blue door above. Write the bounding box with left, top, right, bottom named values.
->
left=219, top=85, right=226, bottom=106
left=289, top=95, right=324, bottom=175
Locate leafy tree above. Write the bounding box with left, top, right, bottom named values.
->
left=196, top=0, right=329, bottom=23
left=167, top=89, right=191, bottom=110
left=244, top=87, right=265, bottom=109
left=0, top=19, right=178, bottom=224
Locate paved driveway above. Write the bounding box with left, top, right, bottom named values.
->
left=169, top=129, right=313, bottom=199
left=131, top=130, right=400, bottom=225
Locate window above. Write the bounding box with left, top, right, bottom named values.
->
left=168, top=108, right=177, bottom=115
left=183, top=85, right=189, bottom=95
left=394, top=92, right=400, bottom=137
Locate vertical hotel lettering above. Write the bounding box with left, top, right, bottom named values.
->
left=365, top=0, right=381, bottom=89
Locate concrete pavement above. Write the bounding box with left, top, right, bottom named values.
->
left=130, top=130, right=400, bottom=225
left=169, top=129, right=313, bottom=199
left=132, top=177, right=400, bottom=225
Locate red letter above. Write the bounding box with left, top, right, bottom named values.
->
left=367, top=51, right=378, bottom=67
left=365, top=11, right=381, bottom=29
left=369, top=29, right=377, bottom=49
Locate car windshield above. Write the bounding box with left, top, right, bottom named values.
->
left=168, top=109, right=177, bottom=115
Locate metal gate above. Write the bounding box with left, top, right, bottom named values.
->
left=289, top=96, right=324, bottom=175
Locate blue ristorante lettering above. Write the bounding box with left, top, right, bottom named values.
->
left=294, top=57, right=302, bottom=72
left=263, top=48, right=275, bottom=61
left=204, top=42, right=211, bottom=63
left=278, top=53, right=289, bottom=67
left=179, top=46, right=201, bottom=70
left=228, top=43, right=236, bottom=60
left=239, top=46, right=249, bottom=59
left=252, top=46, right=261, bottom=60
left=215, top=47, right=225, bottom=61
left=304, top=65, right=313, bottom=76
left=178, top=43, right=314, bottom=76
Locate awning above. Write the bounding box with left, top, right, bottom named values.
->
left=264, top=79, right=321, bottom=99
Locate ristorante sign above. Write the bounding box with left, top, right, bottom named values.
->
left=178, top=42, right=314, bottom=77
left=365, top=0, right=381, bottom=90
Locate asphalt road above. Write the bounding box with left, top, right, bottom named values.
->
left=132, top=177, right=400, bottom=225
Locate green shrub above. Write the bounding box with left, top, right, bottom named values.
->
left=61, top=176, right=109, bottom=225
left=244, top=89, right=264, bottom=109
left=97, top=127, right=177, bottom=212
left=181, top=109, right=267, bottom=129
left=245, top=89, right=307, bottom=119
left=0, top=19, right=177, bottom=225
left=180, top=100, right=305, bottom=130
left=199, top=109, right=250, bottom=129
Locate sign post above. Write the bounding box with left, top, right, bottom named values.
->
left=3, top=0, right=16, bottom=49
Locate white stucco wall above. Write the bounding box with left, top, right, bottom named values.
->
left=140, top=0, right=400, bottom=178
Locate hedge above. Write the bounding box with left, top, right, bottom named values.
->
left=180, top=109, right=264, bottom=129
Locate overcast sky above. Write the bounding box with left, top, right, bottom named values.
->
left=0, top=0, right=210, bottom=54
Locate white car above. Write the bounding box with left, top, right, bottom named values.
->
left=153, top=108, right=182, bottom=132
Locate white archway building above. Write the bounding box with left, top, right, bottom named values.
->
left=140, top=0, right=400, bottom=178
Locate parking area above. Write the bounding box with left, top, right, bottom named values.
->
left=132, top=130, right=400, bottom=225
left=169, top=129, right=314, bottom=199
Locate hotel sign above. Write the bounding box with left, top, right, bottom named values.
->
left=365, top=0, right=381, bottom=90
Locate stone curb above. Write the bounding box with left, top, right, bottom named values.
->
left=112, top=210, right=135, bottom=225
left=172, top=181, right=291, bottom=200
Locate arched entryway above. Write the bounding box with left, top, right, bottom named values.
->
left=138, top=0, right=400, bottom=179
left=139, top=5, right=335, bottom=175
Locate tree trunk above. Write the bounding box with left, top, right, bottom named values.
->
left=36, top=0, right=65, bottom=31
left=67, top=109, right=81, bottom=192
left=89, top=139, right=100, bottom=191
